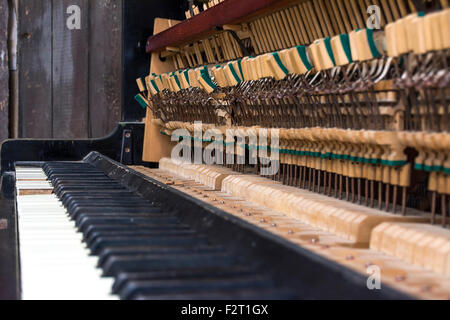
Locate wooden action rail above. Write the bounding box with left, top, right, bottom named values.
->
left=131, top=164, right=450, bottom=300
left=146, top=0, right=427, bottom=69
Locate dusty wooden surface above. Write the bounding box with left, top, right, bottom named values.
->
left=18, top=0, right=122, bottom=139
left=89, top=0, right=122, bottom=138
left=0, top=0, right=8, bottom=142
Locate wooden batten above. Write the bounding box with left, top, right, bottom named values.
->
left=142, top=18, right=179, bottom=163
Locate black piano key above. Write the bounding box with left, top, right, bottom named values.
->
left=86, top=229, right=197, bottom=247
left=57, top=185, right=126, bottom=198
left=101, top=252, right=238, bottom=277
left=119, top=275, right=273, bottom=300
left=76, top=214, right=177, bottom=231
left=89, top=235, right=209, bottom=255
left=47, top=172, right=106, bottom=180
left=98, top=245, right=223, bottom=268
left=82, top=223, right=186, bottom=239
left=67, top=199, right=146, bottom=212
left=132, top=288, right=295, bottom=300
left=61, top=192, right=139, bottom=206
left=52, top=178, right=112, bottom=188
left=70, top=205, right=161, bottom=219
left=112, top=265, right=258, bottom=294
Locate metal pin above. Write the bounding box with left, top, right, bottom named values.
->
left=401, top=186, right=407, bottom=216
left=318, top=170, right=322, bottom=194
left=311, top=169, right=316, bottom=192
left=385, top=184, right=390, bottom=212
left=289, top=165, right=293, bottom=186
left=293, top=165, right=298, bottom=187
left=308, top=167, right=313, bottom=191
left=298, top=166, right=303, bottom=188
left=328, top=172, right=332, bottom=196
left=351, top=178, right=355, bottom=203
left=345, top=177, right=350, bottom=202
left=371, top=180, right=375, bottom=208
left=431, top=191, right=437, bottom=225
left=365, top=179, right=369, bottom=206
left=378, top=182, right=383, bottom=210
left=442, top=194, right=447, bottom=228
left=392, top=185, right=398, bottom=213
left=358, top=178, right=362, bottom=205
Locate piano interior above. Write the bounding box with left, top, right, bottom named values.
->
left=1, top=0, right=450, bottom=300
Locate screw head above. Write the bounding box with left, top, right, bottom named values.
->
left=395, top=275, right=406, bottom=282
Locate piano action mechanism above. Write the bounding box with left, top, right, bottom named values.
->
left=135, top=0, right=450, bottom=299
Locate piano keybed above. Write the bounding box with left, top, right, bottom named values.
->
left=131, top=160, right=450, bottom=299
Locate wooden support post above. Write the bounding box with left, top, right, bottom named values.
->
left=142, top=18, right=180, bottom=163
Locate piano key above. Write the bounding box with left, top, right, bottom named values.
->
left=119, top=275, right=273, bottom=300
left=111, top=265, right=258, bottom=294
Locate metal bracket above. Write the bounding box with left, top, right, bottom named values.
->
left=120, top=129, right=133, bottom=165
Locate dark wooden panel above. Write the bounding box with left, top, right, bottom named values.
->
left=0, top=0, right=8, bottom=142
left=146, top=0, right=303, bottom=53
left=52, top=0, right=89, bottom=139
left=18, top=0, right=52, bottom=138
left=88, top=0, right=122, bottom=138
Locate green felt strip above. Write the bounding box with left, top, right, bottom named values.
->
left=150, top=80, right=160, bottom=93
left=366, top=29, right=380, bottom=59
left=324, top=37, right=336, bottom=66
left=380, top=159, right=407, bottom=167
left=237, top=59, right=244, bottom=80
left=173, top=74, right=182, bottom=90
left=183, top=70, right=191, bottom=86
left=295, top=45, right=313, bottom=71
left=200, top=68, right=217, bottom=91
left=339, top=34, right=353, bottom=63
left=134, top=94, right=148, bottom=109
left=272, top=52, right=289, bottom=75
left=228, top=63, right=242, bottom=83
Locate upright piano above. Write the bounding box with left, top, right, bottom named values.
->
left=1, top=0, right=450, bottom=300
